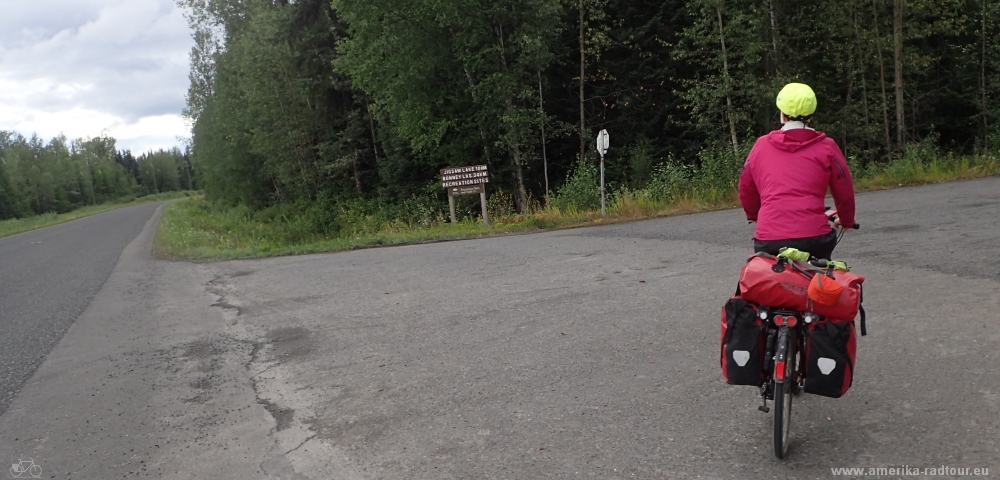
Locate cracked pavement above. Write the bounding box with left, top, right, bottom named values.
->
left=0, top=178, right=998, bottom=478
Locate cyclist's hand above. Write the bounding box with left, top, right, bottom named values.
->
left=833, top=217, right=843, bottom=229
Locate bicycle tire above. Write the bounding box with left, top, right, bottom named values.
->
left=773, top=331, right=796, bottom=459
left=773, top=380, right=792, bottom=458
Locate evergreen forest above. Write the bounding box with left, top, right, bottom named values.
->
left=181, top=0, right=998, bottom=233
left=0, top=132, right=194, bottom=220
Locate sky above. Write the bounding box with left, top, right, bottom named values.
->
left=0, top=0, right=194, bottom=154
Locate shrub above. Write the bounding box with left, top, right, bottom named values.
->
left=550, top=157, right=600, bottom=212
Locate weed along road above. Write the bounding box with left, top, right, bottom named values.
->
left=0, top=179, right=998, bottom=478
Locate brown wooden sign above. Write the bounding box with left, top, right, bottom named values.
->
left=440, top=164, right=489, bottom=226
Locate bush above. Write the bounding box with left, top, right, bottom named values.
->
left=693, top=145, right=743, bottom=202
left=487, top=190, right=516, bottom=220
left=336, top=192, right=447, bottom=237
left=623, top=138, right=656, bottom=189
left=550, top=157, right=601, bottom=212
left=645, top=155, right=695, bottom=202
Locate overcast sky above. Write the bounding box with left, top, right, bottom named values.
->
left=0, top=0, right=194, bottom=153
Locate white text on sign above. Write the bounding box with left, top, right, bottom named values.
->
left=440, top=164, right=487, bottom=176
left=442, top=178, right=490, bottom=188
left=441, top=171, right=488, bottom=182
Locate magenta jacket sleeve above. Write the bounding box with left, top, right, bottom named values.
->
left=738, top=155, right=761, bottom=221
left=827, top=142, right=856, bottom=227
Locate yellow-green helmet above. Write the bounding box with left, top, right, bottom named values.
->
left=776, top=83, right=817, bottom=118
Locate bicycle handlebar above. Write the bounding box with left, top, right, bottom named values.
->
left=824, top=207, right=860, bottom=230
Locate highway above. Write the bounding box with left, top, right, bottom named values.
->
left=0, top=178, right=997, bottom=478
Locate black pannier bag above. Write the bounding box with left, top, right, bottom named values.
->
left=720, top=297, right=765, bottom=386
left=802, top=318, right=857, bottom=398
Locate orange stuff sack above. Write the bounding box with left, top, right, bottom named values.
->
left=808, top=273, right=844, bottom=307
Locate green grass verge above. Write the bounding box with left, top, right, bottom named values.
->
left=154, top=153, right=1000, bottom=261
left=0, top=191, right=198, bottom=240
left=154, top=198, right=609, bottom=261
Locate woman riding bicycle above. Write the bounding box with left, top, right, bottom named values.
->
left=738, top=82, right=857, bottom=260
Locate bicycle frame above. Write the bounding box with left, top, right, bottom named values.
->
left=759, top=308, right=806, bottom=394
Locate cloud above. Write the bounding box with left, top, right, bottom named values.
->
left=0, top=0, right=194, bottom=151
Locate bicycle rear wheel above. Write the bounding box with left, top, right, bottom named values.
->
left=773, top=380, right=792, bottom=458
left=773, top=331, right=796, bottom=459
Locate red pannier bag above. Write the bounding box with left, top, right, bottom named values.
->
left=720, top=297, right=765, bottom=386
left=738, top=254, right=865, bottom=320
left=802, top=317, right=857, bottom=397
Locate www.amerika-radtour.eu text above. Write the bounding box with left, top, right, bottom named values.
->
left=831, top=466, right=989, bottom=477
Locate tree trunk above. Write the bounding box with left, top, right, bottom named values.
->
left=769, top=0, right=780, bottom=78
left=716, top=7, right=740, bottom=157
left=353, top=150, right=363, bottom=193
left=893, top=0, right=905, bottom=151
left=538, top=68, right=549, bottom=195
left=981, top=0, right=989, bottom=144
left=845, top=43, right=854, bottom=158
left=872, top=0, right=893, bottom=153
left=511, top=145, right=528, bottom=213
left=853, top=9, right=871, bottom=151
left=579, top=0, right=586, bottom=163
left=496, top=23, right=527, bottom=213
left=367, top=105, right=380, bottom=166
left=462, top=66, right=493, bottom=166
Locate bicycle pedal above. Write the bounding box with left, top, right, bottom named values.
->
left=758, top=406, right=770, bottom=413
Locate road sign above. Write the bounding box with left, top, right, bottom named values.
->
left=441, top=165, right=489, bottom=188
left=596, top=129, right=609, bottom=156
left=596, top=130, right=609, bottom=216
left=441, top=164, right=489, bottom=226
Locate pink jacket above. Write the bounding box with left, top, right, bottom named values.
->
left=738, top=128, right=856, bottom=241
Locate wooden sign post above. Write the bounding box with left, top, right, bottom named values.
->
left=441, top=165, right=489, bottom=226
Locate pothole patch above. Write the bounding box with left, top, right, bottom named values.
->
left=260, top=398, right=295, bottom=431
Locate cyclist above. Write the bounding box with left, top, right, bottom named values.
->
left=738, top=82, right=856, bottom=260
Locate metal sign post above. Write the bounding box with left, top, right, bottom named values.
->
left=441, top=165, right=490, bottom=226
left=596, top=129, right=609, bottom=216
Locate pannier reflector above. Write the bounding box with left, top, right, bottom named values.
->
left=733, top=350, right=750, bottom=366
left=818, top=357, right=837, bottom=375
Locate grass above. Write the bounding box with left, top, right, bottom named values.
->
left=155, top=199, right=586, bottom=260
left=854, top=154, right=1000, bottom=189
left=154, top=151, right=1000, bottom=261
left=0, top=191, right=198, bottom=240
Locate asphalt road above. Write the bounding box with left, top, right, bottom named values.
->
left=0, top=203, right=162, bottom=414
left=0, top=178, right=997, bottom=479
